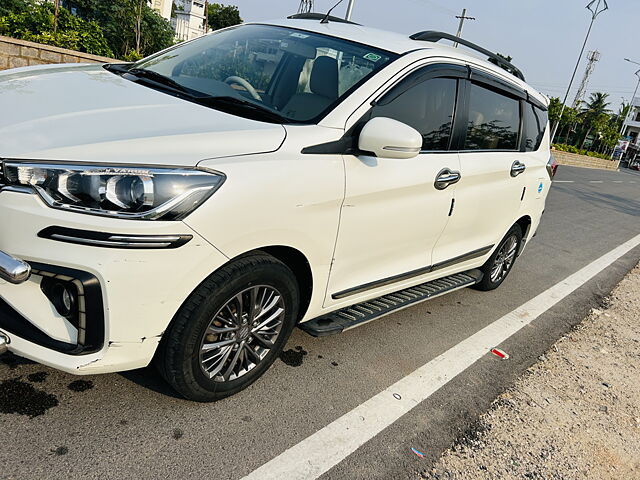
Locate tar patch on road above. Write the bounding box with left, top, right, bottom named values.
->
left=0, top=353, right=32, bottom=370
left=27, top=371, right=49, bottom=383
left=172, top=428, right=184, bottom=440
left=0, top=377, right=59, bottom=418
left=51, top=446, right=69, bottom=456
left=280, top=346, right=308, bottom=367
left=67, top=380, right=94, bottom=392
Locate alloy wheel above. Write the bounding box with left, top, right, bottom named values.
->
left=489, top=234, right=518, bottom=283
left=199, top=285, right=285, bottom=381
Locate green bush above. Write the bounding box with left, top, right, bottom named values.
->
left=552, top=144, right=611, bottom=160
left=0, top=2, right=113, bottom=57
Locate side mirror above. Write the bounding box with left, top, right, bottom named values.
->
left=358, top=117, right=422, bottom=159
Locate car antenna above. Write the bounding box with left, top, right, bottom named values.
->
left=321, top=0, right=346, bottom=23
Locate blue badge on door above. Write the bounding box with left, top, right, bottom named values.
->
left=538, top=182, right=543, bottom=193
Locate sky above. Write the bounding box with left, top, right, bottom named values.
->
left=224, top=0, right=636, bottom=111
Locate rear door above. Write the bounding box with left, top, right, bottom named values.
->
left=325, top=65, right=465, bottom=304
left=431, top=70, right=528, bottom=267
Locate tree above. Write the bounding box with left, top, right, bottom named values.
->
left=0, top=2, right=113, bottom=57
left=62, top=0, right=174, bottom=59
left=548, top=97, right=580, bottom=144
left=0, top=0, right=28, bottom=17
left=206, top=3, right=242, bottom=31
left=578, top=92, right=611, bottom=149
left=487, top=52, right=519, bottom=76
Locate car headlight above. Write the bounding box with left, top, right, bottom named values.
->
left=0, top=161, right=225, bottom=220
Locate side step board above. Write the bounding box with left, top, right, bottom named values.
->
left=299, top=269, right=483, bottom=337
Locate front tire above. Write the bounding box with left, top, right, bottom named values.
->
left=474, top=225, right=522, bottom=291
left=156, top=252, right=299, bottom=402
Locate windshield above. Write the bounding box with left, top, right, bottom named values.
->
left=134, top=24, right=398, bottom=123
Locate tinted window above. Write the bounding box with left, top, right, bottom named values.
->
left=372, top=77, right=458, bottom=151
left=522, top=103, right=539, bottom=152
left=523, top=103, right=548, bottom=151
left=464, top=83, right=520, bottom=150
left=534, top=106, right=548, bottom=147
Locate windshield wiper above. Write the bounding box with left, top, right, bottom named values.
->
left=105, top=64, right=288, bottom=123
left=125, top=68, right=192, bottom=94
left=197, top=96, right=288, bottom=123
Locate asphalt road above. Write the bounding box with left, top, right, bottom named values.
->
left=1, top=165, right=639, bottom=480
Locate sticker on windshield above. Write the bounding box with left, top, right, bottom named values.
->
left=290, top=32, right=310, bottom=39
left=363, top=53, right=382, bottom=62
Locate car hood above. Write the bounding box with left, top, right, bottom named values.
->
left=0, top=64, right=286, bottom=166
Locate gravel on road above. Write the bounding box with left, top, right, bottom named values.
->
left=422, top=263, right=640, bottom=480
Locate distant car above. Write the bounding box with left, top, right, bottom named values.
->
left=0, top=15, right=553, bottom=401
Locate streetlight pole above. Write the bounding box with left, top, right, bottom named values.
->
left=550, top=0, right=608, bottom=142
left=345, top=0, right=355, bottom=20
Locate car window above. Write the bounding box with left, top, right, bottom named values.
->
left=534, top=105, right=548, bottom=148
left=134, top=24, right=397, bottom=123
left=523, top=102, right=548, bottom=151
left=522, top=102, right=540, bottom=152
left=464, top=83, right=520, bottom=150
left=371, top=77, right=458, bottom=151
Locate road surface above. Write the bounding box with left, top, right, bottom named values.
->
left=1, top=165, right=639, bottom=480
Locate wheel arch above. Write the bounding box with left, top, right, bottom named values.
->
left=514, top=215, right=532, bottom=255
left=255, top=245, right=313, bottom=320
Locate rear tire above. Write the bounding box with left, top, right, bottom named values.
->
left=474, top=225, right=522, bottom=291
left=155, top=252, right=299, bottom=402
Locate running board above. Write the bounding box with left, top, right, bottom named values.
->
left=299, top=269, right=483, bottom=337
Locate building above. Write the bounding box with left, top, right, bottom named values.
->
left=148, top=0, right=172, bottom=21
left=622, top=96, right=640, bottom=146
left=172, top=0, right=208, bottom=41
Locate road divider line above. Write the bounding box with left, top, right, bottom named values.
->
left=242, top=232, right=640, bottom=480
left=589, top=180, right=603, bottom=183
left=553, top=180, right=574, bottom=183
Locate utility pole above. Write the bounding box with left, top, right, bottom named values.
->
left=453, top=8, right=475, bottom=48
left=345, top=0, right=355, bottom=21
left=550, top=0, right=608, bottom=142
left=572, top=50, right=601, bottom=109
left=298, top=0, right=313, bottom=14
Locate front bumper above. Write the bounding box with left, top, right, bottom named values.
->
left=0, top=188, right=229, bottom=374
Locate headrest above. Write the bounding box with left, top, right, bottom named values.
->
left=310, top=56, right=338, bottom=100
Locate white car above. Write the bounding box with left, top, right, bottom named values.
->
left=0, top=15, right=553, bottom=401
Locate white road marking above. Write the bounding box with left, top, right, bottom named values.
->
left=243, top=233, right=640, bottom=480
left=553, top=180, right=574, bottom=183
left=612, top=181, right=623, bottom=183
left=589, top=180, right=604, bottom=183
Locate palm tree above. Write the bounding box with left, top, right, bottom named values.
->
left=579, top=92, right=611, bottom=149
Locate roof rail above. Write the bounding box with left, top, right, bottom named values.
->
left=287, top=13, right=360, bottom=25
left=409, top=31, right=525, bottom=81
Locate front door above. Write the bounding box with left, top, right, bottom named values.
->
left=325, top=69, right=465, bottom=305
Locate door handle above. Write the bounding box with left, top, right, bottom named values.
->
left=434, top=168, right=461, bottom=190
left=510, top=160, right=526, bottom=177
